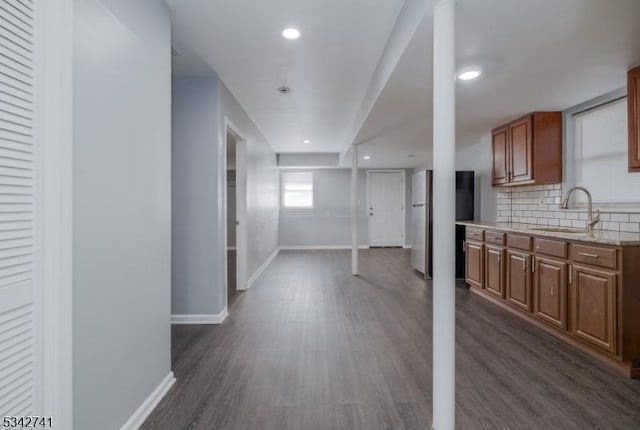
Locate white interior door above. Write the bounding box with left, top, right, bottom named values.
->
left=368, top=171, right=405, bottom=247
left=0, top=0, right=41, bottom=417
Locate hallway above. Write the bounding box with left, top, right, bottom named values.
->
left=143, top=249, right=640, bottom=429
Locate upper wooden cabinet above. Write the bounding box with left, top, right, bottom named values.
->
left=492, top=126, right=509, bottom=185
left=628, top=66, right=640, bottom=172
left=491, top=112, right=563, bottom=186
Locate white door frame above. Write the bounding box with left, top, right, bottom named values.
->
left=223, top=118, right=248, bottom=308
left=366, top=170, right=406, bottom=247
left=40, top=1, right=74, bottom=427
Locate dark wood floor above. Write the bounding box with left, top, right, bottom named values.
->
left=143, top=249, right=640, bottom=429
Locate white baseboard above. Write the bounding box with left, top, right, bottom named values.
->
left=403, top=245, right=412, bottom=249
left=171, top=307, right=228, bottom=325
left=278, top=245, right=370, bottom=250
left=120, top=371, right=175, bottom=430
left=245, top=248, right=280, bottom=290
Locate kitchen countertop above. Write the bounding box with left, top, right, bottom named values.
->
left=456, top=220, right=640, bottom=246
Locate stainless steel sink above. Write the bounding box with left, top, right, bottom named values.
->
left=530, top=227, right=585, bottom=234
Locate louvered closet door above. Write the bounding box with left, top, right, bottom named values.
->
left=0, top=0, right=39, bottom=418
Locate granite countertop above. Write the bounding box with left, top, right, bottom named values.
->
left=456, top=221, right=640, bottom=246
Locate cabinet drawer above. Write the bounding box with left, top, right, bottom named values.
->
left=507, top=234, right=533, bottom=251
left=570, top=244, right=617, bottom=270
left=485, top=231, right=506, bottom=246
left=535, top=238, right=568, bottom=259
left=466, top=228, right=484, bottom=241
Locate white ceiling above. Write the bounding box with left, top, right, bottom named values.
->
left=169, top=0, right=640, bottom=169
left=352, top=0, right=640, bottom=168
left=168, top=0, right=405, bottom=153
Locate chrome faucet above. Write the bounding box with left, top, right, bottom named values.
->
left=561, top=186, right=600, bottom=233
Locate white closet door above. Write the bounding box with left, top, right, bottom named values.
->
left=0, top=0, right=39, bottom=417
left=368, top=172, right=405, bottom=247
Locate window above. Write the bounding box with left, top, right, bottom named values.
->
left=573, top=97, right=640, bottom=208
left=281, top=171, right=313, bottom=208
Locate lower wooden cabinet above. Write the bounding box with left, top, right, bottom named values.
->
left=485, top=246, right=505, bottom=298
left=506, top=250, right=532, bottom=312
left=533, top=257, right=568, bottom=330
left=571, top=265, right=617, bottom=354
left=465, top=241, right=484, bottom=289
left=461, top=224, right=640, bottom=378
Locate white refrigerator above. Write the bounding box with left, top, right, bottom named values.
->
left=410, top=170, right=431, bottom=275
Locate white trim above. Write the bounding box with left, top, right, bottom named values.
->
left=403, top=245, right=413, bottom=249
left=119, top=372, right=176, bottom=430
left=245, top=248, right=280, bottom=289
left=41, top=1, right=74, bottom=427
left=366, top=170, right=407, bottom=247
left=171, top=308, right=229, bottom=325
left=280, top=245, right=371, bottom=250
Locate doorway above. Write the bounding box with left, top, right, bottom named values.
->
left=367, top=170, right=406, bottom=247
left=226, top=131, right=238, bottom=303
left=224, top=119, right=247, bottom=309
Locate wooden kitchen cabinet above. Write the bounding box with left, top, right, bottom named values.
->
left=492, top=126, right=509, bottom=185
left=506, top=250, right=532, bottom=312
left=485, top=245, right=505, bottom=298
left=533, top=257, right=568, bottom=330
left=460, top=223, right=640, bottom=378
left=571, top=265, right=617, bottom=355
left=465, top=241, right=484, bottom=289
left=491, top=112, right=562, bottom=186
left=509, top=116, right=533, bottom=183
left=628, top=66, right=640, bottom=172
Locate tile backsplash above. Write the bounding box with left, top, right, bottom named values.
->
left=496, top=184, right=640, bottom=233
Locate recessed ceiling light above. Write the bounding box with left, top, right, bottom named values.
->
left=363, top=155, right=371, bottom=160
left=277, top=85, right=291, bottom=94
left=282, top=27, right=301, bottom=40
left=303, top=139, right=311, bottom=144
left=457, top=67, right=482, bottom=81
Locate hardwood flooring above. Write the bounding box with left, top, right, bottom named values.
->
left=143, top=249, right=640, bottom=429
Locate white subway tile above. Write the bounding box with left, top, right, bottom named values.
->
left=571, top=220, right=586, bottom=229
left=619, top=222, right=640, bottom=233
left=611, top=213, right=630, bottom=222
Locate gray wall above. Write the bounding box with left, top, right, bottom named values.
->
left=218, top=83, right=280, bottom=290
left=73, top=1, right=172, bottom=429
left=279, top=169, right=412, bottom=247
left=455, top=134, right=497, bottom=222
left=172, top=75, right=279, bottom=315
left=172, top=76, right=220, bottom=315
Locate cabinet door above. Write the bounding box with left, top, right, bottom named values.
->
left=492, top=126, right=509, bottom=185
left=570, top=265, right=617, bottom=354
left=465, top=241, right=484, bottom=288
left=533, top=257, right=568, bottom=330
left=506, top=251, right=532, bottom=312
left=510, top=116, right=534, bottom=183
left=485, top=246, right=505, bottom=298
left=629, top=66, right=640, bottom=172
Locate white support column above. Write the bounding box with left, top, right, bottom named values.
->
left=351, top=145, right=359, bottom=275
left=432, top=0, right=456, bottom=429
